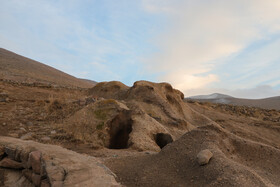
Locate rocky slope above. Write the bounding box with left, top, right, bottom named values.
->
left=0, top=48, right=96, bottom=88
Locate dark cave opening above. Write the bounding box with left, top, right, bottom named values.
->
left=109, top=112, right=133, bottom=149
left=155, top=133, right=173, bottom=149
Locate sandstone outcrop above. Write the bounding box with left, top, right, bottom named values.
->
left=0, top=136, right=120, bottom=187
left=61, top=81, right=213, bottom=151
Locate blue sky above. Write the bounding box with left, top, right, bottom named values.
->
left=1, top=0, right=280, bottom=98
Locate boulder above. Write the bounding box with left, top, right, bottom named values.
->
left=28, top=151, right=42, bottom=174
left=20, top=132, right=34, bottom=140
left=197, top=149, right=213, bottom=166
left=41, top=136, right=51, bottom=142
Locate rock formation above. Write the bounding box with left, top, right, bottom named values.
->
left=61, top=81, right=212, bottom=151
left=0, top=136, right=120, bottom=187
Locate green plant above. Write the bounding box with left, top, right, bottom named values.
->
left=93, top=109, right=107, bottom=120
left=96, top=121, right=105, bottom=130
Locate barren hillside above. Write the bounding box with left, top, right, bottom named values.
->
left=0, top=48, right=96, bottom=88
left=0, top=49, right=279, bottom=186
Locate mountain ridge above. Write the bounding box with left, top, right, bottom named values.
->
left=186, top=93, right=280, bottom=110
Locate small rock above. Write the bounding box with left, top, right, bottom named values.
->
left=27, top=122, right=33, bottom=126
left=197, top=149, right=213, bottom=166
left=50, top=130, right=56, bottom=135
left=41, top=136, right=51, bottom=142
left=0, top=157, right=23, bottom=169
left=2, top=122, right=6, bottom=126
left=20, top=132, right=34, bottom=140
left=8, top=133, right=19, bottom=138
left=28, top=151, right=42, bottom=174
left=19, top=127, right=27, bottom=132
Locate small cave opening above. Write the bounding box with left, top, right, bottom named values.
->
left=108, top=112, right=133, bottom=149
left=155, top=133, right=173, bottom=149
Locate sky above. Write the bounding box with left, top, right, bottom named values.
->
left=1, top=0, right=280, bottom=99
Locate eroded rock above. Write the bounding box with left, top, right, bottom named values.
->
left=0, top=136, right=120, bottom=186
left=28, top=151, right=42, bottom=174
left=0, top=157, right=23, bottom=169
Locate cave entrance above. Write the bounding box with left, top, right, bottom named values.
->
left=109, top=112, right=133, bottom=149
left=155, top=133, right=173, bottom=149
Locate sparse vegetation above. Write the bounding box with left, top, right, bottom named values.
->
left=93, top=109, right=107, bottom=120
left=96, top=121, right=105, bottom=130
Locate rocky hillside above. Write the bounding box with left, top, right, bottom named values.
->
left=0, top=48, right=96, bottom=88
left=0, top=54, right=279, bottom=186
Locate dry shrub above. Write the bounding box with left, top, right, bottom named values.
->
left=35, top=100, right=46, bottom=106
left=46, top=94, right=64, bottom=113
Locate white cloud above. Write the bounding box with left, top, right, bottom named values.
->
left=143, top=0, right=280, bottom=94
left=0, top=1, right=139, bottom=82
left=163, top=72, right=218, bottom=92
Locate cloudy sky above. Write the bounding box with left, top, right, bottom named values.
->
left=1, top=0, right=280, bottom=99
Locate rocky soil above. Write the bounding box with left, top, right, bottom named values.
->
left=0, top=79, right=280, bottom=186
left=105, top=102, right=280, bottom=186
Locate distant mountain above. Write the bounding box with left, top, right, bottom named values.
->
left=186, top=93, right=280, bottom=110
left=0, top=48, right=96, bottom=88
left=188, top=93, right=232, bottom=99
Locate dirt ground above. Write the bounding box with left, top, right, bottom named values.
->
left=104, top=102, right=280, bottom=186
left=1, top=80, right=280, bottom=186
